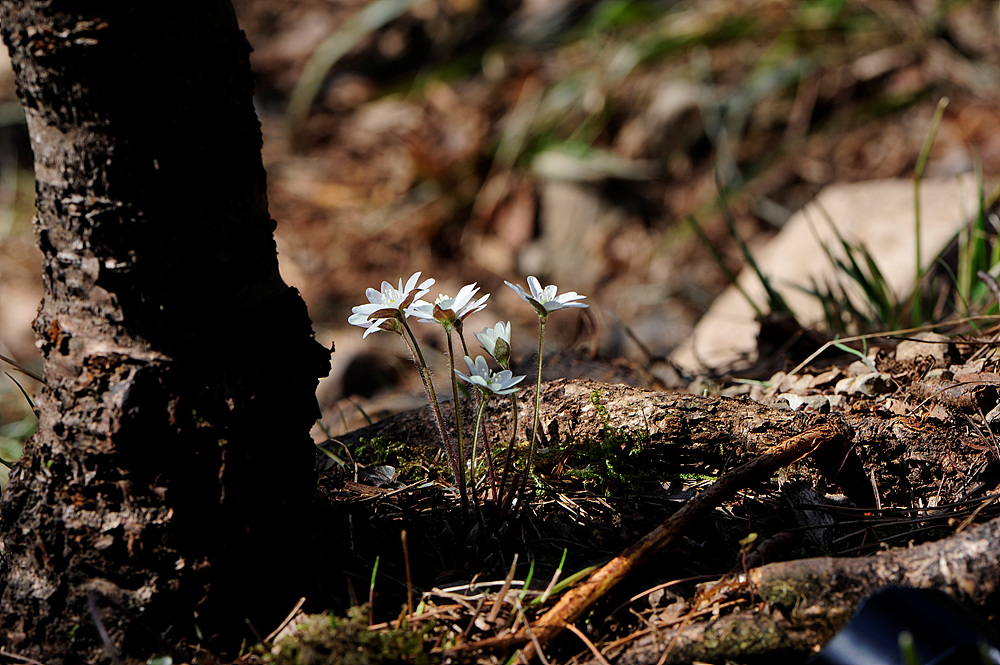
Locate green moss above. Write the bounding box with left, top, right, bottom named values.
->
left=269, top=606, right=434, bottom=665
left=554, top=390, right=655, bottom=496
left=354, top=437, right=403, bottom=466
left=354, top=437, right=448, bottom=481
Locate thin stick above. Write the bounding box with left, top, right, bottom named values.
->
left=0, top=353, right=43, bottom=383
left=84, top=590, right=190, bottom=664
left=487, top=553, right=519, bottom=624
left=402, top=530, right=415, bottom=617
left=784, top=315, right=1000, bottom=380
left=265, top=596, right=306, bottom=643
left=0, top=648, right=55, bottom=665
left=86, top=592, right=125, bottom=665
left=515, top=597, right=552, bottom=665
left=563, top=621, right=612, bottom=665
left=451, top=420, right=848, bottom=659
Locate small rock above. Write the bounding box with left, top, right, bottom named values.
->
left=835, top=372, right=894, bottom=396
left=924, top=368, right=954, bottom=381
left=809, top=367, right=842, bottom=388
left=721, top=383, right=752, bottom=398
left=781, top=393, right=831, bottom=412
left=895, top=332, right=951, bottom=364
left=846, top=359, right=877, bottom=377
left=826, top=394, right=847, bottom=410
left=952, top=358, right=985, bottom=379
left=779, top=373, right=814, bottom=393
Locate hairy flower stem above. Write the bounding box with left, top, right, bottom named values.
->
left=459, top=325, right=500, bottom=500
left=517, top=315, right=547, bottom=512
left=401, top=318, right=468, bottom=513
left=470, top=393, right=490, bottom=509
left=445, top=329, right=474, bottom=520
left=498, top=394, right=519, bottom=507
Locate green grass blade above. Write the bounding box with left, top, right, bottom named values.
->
left=4, top=371, right=38, bottom=417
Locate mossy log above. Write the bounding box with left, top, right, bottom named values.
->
left=321, top=378, right=1000, bottom=664
left=595, top=515, right=1000, bottom=664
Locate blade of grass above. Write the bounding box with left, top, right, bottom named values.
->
left=913, top=97, right=950, bottom=281
left=687, top=215, right=764, bottom=318
left=716, top=177, right=795, bottom=318
left=369, top=555, right=380, bottom=625
left=487, top=553, right=518, bottom=624
left=831, top=341, right=876, bottom=373
left=519, top=559, right=536, bottom=601
left=286, top=0, right=420, bottom=137
left=4, top=371, right=38, bottom=417
left=534, top=549, right=567, bottom=606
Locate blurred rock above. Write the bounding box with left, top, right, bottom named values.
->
left=520, top=180, right=627, bottom=296
left=895, top=331, right=951, bottom=364
left=672, top=175, right=982, bottom=372
left=835, top=373, right=894, bottom=396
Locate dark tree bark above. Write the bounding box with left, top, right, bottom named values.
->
left=0, top=2, right=330, bottom=661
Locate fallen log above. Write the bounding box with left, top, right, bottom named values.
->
left=588, top=513, right=1000, bottom=664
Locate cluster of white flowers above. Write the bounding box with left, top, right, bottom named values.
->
left=349, top=272, right=587, bottom=516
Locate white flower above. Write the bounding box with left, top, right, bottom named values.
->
left=505, top=276, right=587, bottom=318
left=349, top=271, right=434, bottom=337
left=454, top=355, right=525, bottom=396
left=409, top=282, right=489, bottom=328
left=476, top=321, right=512, bottom=367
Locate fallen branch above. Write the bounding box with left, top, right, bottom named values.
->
left=451, top=419, right=851, bottom=660
left=594, top=511, right=1000, bottom=664
left=752, top=511, right=1000, bottom=619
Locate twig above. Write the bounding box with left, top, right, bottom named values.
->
left=0, top=353, right=42, bottom=383
left=487, top=553, right=519, bottom=624
left=450, top=419, right=848, bottom=660
left=86, top=592, right=124, bottom=665
left=563, top=621, right=611, bottom=665
left=264, top=596, right=306, bottom=643
left=0, top=648, right=53, bottom=665
left=461, top=596, right=488, bottom=641
left=85, top=591, right=190, bottom=664
left=402, top=530, right=415, bottom=618
left=515, top=597, right=552, bottom=665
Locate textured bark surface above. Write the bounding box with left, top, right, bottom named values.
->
left=329, top=378, right=887, bottom=506
left=0, top=2, right=330, bottom=661
left=593, top=515, right=1000, bottom=664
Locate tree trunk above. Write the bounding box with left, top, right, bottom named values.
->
left=0, top=2, right=330, bottom=661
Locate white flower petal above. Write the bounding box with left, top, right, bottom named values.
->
left=455, top=354, right=524, bottom=395
left=527, top=276, right=544, bottom=299
left=507, top=276, right=588, bottom=315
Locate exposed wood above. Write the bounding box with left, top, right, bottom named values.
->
left=590, top=514, right=1000, bottom=664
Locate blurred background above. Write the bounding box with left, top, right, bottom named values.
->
left=2, top=0, right=999, bottom=475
